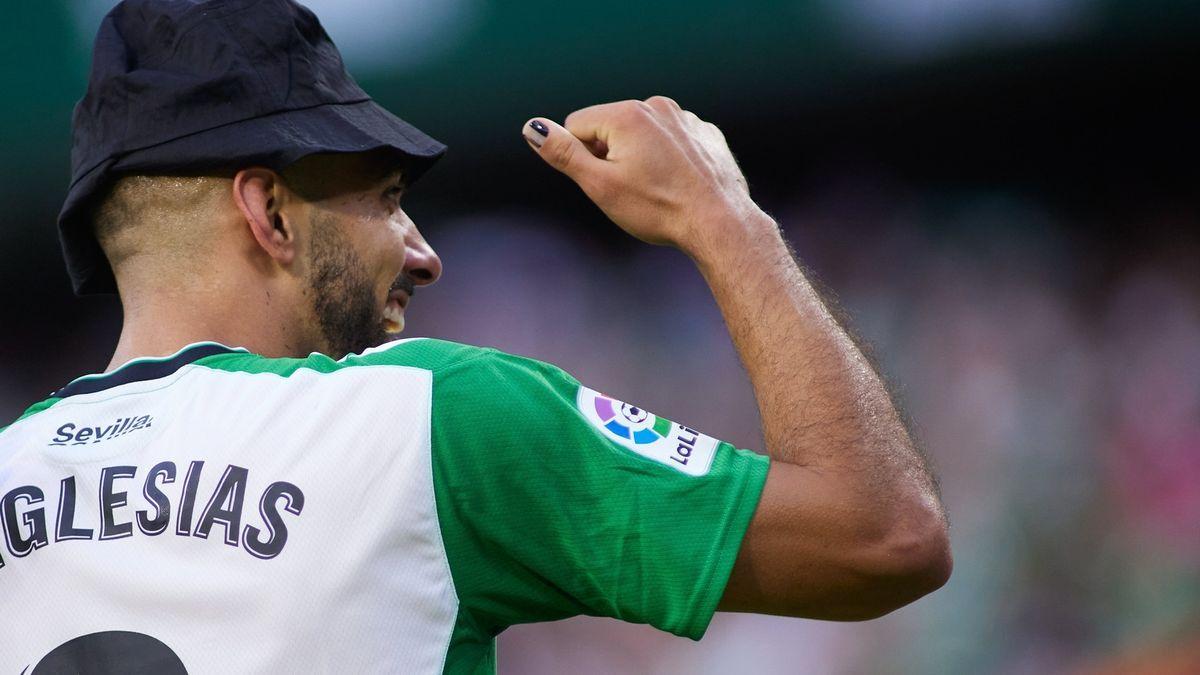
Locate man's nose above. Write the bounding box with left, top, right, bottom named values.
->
left=404, top=225, right=442, bottom=286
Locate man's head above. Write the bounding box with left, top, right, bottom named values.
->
left=92, top=149, right=441, bottom=358
left=60, top=0, right=446, bottom=302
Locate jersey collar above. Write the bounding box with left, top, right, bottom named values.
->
left=53, top=342, right=247, bottom=399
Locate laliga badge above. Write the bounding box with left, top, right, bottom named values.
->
left=576, top=386, right=718, bottom=476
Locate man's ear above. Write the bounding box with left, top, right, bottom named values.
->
left=232, top=167, right=297, bottom=265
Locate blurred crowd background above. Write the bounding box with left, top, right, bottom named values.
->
left=2, top=1, right=1198, bottom=673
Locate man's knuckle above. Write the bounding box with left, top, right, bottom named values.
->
left=628, top=100, right=653, bottom=116
left=645, top=95, right=680, bottom=112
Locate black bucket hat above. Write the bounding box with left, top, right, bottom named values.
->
left=59, top=0, right=447, bottom=295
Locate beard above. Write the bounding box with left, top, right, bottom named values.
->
left=305, top=213, right=390, bottom=358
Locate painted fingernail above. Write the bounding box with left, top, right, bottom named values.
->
left=525, top=119, right=549, bottom=148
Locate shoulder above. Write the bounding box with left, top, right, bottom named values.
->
left=348, top=339, right=573, bottom=388
left=340, top=338, right=499, bottom=373
left=188, top=340, right=574, bottom=418
left=192, top=338, right=524, bottom=378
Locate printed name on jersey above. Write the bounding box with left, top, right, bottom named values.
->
left=49, top=415, right=153, bottom=446
left=0, top=461, right=304, bottom=570
left=575, top=386, right=718, bottom=476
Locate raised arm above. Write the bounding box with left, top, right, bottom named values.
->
left=523, top=96, right=951, bottom=620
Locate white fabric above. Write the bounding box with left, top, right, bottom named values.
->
left=0, top=362, right=457, bottom=672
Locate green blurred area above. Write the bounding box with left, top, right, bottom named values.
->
left=4, top=0, right=1198, bottom=195
left=0, top=0, right=1197, bottom=313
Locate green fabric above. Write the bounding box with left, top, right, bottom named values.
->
left=426, top=345, right=770, bottom=673
left=1, top=397, right=62, bottom=434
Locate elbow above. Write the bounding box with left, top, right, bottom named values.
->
left=883, top=504, right=953, bottom=605
left=844, top=498, right=953, bottom=620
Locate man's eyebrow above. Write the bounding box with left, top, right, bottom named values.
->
left=376, top=165, right=407, bottom=188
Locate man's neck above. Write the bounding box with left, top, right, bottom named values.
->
left=106, top=284, right=317, bottom=372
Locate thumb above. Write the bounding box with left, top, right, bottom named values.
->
left=522, top=117, right=605, bottom=183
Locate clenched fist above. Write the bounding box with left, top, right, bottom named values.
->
left=522, top=97, right=767, bottom=255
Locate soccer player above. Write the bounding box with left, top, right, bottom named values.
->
left=0, top=0, right=950, bottom=672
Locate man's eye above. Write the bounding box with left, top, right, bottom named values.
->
left=385, top=186, right=405, bottom=203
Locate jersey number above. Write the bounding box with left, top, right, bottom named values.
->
left=28, top=631, right=186, bottom=674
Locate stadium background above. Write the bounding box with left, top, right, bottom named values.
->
left=2, top=1, right=1198, bottom=672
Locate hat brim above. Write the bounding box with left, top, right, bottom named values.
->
left=58, top=99, right=447, bottom=295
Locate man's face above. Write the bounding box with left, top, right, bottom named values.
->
left=284, top=151, right=442, bottom=358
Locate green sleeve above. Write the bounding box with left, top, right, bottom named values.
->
left=430, top=348, right=770, bottom=642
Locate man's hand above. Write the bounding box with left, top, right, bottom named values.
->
left=522, top=97, right=761, bottom=254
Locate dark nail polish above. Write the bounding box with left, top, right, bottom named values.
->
left=529, top=120, right=549, bottom=137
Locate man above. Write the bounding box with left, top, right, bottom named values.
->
left=0, top=0, right=950, bottom=672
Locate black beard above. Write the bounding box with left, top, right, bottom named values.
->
left=306, top=213, right=389, bottom=358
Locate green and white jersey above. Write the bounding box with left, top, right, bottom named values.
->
left=0, top=339, right=769, bottom=673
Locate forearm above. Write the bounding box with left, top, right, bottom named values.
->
left=686, top=208, right=939, bottom=508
